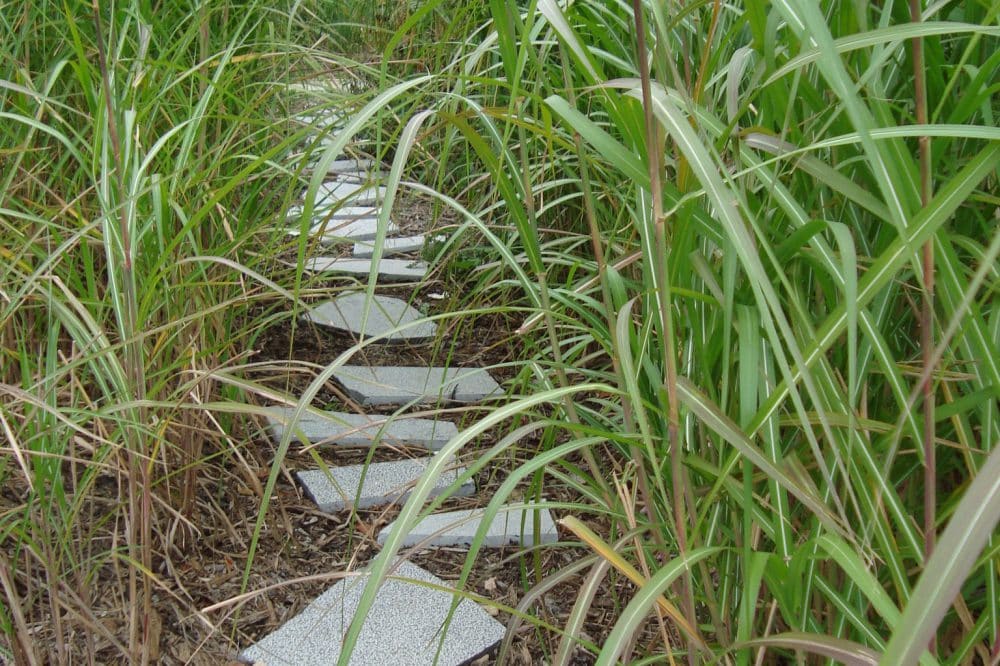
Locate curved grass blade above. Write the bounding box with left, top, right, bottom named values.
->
left=339, top=384, right=615, bottom=666
left=741, top=632, right=880, bottom=666
left=676, top=377, right=845, bottom=537
left=592, top=546, right=719, bottom=666
left=560, top=516, right=707, bottom=650
left=880, top=446, right=1000, bottom=666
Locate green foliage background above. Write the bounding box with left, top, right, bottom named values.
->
left=0, top=0, right=997, bottom=663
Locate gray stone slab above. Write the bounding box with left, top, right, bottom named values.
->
left=304, top=257, right=429, bottom=282
left=239, top=559, right=505, bottom=666
left=296, top=458, right=475, bottom=512
left=302, top=293, right=437, bottom=342
left=294, top=112, right=346, bottom=132
left=286, top=215, right=399, bottom=243
left=287, top=203, right=381, bottom=221
left=315, top=180, right=386, bottom=206
left=377, top=504, right=558, bottom=549
left=325, top=158, right=376, bottom=174
left=332, top=366, right=502, bottom=406
left=300, top=156, right=385, bottom=178
left=353, top=235, right=425, bottom=258
left=287, top=183, right=384, bottom=211
left=324, top=170, right=366, bottom=184
left=324, top=205, right=380, bottom=220
left=265, top=407, right=457, bottom=450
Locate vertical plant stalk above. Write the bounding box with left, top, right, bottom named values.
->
left=515, top=106, right=611, bottom=503
left=556, top=41, right=677, bottom=602
left=198, top=3, right=210, bottom=250
left=557, top=51, right=625, bottom=430
left=630, top=0, right=699, bottom=657
left=675, top=0, right=692, bottom=89
left=91, top=4, right=152, bottom=664
left=674, top=0, right=720, bottom=195
left=493, top=0, right=614, bottom=503
left=909, top=0, right=935, bottom=571
left=556, top=45, right=668, bottom=549
left=0, top=554, right=40, bottom=666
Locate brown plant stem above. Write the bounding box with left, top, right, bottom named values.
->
left=630, top=0, right=700, bottom=660
left=909, top=0, right=936, bottom=651
left=908, top=0, right=935, bottom=565
left=556, top=37, right=673, bottom=552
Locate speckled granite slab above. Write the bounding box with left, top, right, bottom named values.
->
left=239, top=559, right=504, bottom=665
left=304, top=257, right=428, bottom=282
left=286, top=215, right=399, bottom=242
left=377, top=504, right=559, bottom=549
left=352, top=235, right=425, bottom=258
left=296, top=458, right=474, bottom=512
left=302, top=293, right=436, bottom=342
left=315, top=180, right=386, bottom=206
left=265, top=408, right=456, bottom=450
left=332, top=365, right=501, bottom=406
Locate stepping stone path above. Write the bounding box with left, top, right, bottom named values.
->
left=287, top=204, right=380, bottom=222
left=317, top=180, right=386, bottom=206
left=286, top=213, right=399, bottom=243
left=297, top=458, right=475, bottom=512
left=352, top=234, right=425, bottom=257
left=325, top=157, right=376, bottom=174
left=242, top=79, right=557, bottom=664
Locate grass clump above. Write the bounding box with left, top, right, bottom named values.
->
left=356, top=1, right=1000, bottom=664
left=0, top=1, right=333, bottom=662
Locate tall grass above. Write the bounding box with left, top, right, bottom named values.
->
left=357, top=1, right=1000, bottom=663
left=2, top=0, right=998, bottom=663
left=0, top=1, right=347, bottom=661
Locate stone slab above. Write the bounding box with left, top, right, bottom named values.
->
left=352, top=235, right=425, bottom=258
left=304, top=257, right=428, bottom=282
left=332, top=366, right=502, bottom=406
left=286, top=204, right=381, bottom=222
left=325, top=158, right=376, bottom=174
left=286, top=215, right=399, bottom=243
left=294, top=112, right=346, bottom=133
left=300, top=156, right=384, bottom=178
left=324, top=205, right=380, bottom=220
left=238, top=559, right=505, bottom=666
left=324, top=170, right=366, bottom=184
left=287, top=183, right=384, bottom=217
left=377, top=505, right=558, bottom=549
left=315, top=180, right=386, bottom=206
left=302, top=293, right=437, bottom=342
left=296, top=458, right=475, bottom=512
left=265, top=407, right=457, bottom=450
